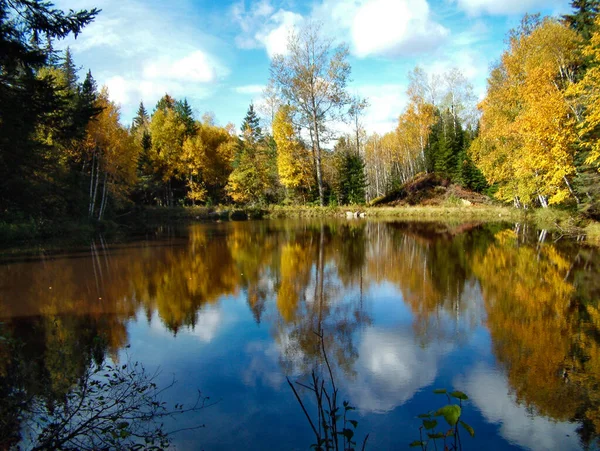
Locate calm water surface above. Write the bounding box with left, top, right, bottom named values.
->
left=1, top=219, right=599, bottom=450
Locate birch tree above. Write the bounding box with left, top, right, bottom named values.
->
left=269, top=22, right=351, bottom=206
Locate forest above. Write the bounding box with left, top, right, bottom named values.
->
left=1, top=0, right=600, bottom=231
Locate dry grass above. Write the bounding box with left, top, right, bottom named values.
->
left=266, top=204, right=523, bottom=222
left=585, top=222, right=600, bottom=245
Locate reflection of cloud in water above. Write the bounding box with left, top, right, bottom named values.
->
left=185, top=309, right=221, bottom=342
left=347, top=327, right=452, bottom=413
left=146, top=308, right=222, bottom=343
left=459, top=364, right=580, bottom=451
left=242, top=341, right=286, bottom=390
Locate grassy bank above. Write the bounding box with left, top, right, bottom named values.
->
left=2, top=204, right=599, bottom=248
left=267, top=204, right=523, bottom=221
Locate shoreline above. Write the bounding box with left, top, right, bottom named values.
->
left=1, top=204, right=598, bottom=249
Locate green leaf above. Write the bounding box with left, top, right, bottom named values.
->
left=460, top=420, right=475, bottom=437
left=342, top=428, right=354, bottom=440
left=435, top=404, right=461, bottom=427
left=349, top=420, right=358, bottom=429
left=433, top=388, right=447, bottom=394
left=427, top=432, right=445, bottom=439
left=417, top=413, right=432, bottom=418
left=409, top=441, right=424, bottom=447
left=423, top=419, right=438, bottom=430
left=450, top=391, right=469, bottom=401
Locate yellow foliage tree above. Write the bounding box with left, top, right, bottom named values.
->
left=85, top=87, right=138, bottom=218
left=273, top=106, right=312, bottom=195
left=569, top=15, right=600, bottom=170
left=471, top=18, right=581, bottom=206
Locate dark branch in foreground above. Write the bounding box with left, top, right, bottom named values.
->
left=22, top=357, right=215, bottom=450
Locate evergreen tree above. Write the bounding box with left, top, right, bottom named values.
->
left=240, top=103, right=262, bottom=142
left=0, top=0, right=98, bottom=216
left=175, top=99, right=195, bottom=136
left=424, top=110, right=444, bottom=174
left=155, top=94, right=175, bottom=112
left=62, top=47, right=78, bottom=89
left=563, top=0, right=600, bottom=40
left=73, top=70, right=101, bottom=139
left=333, top=137, right=367, bottom=205
left=132, top=101, right=149, bottom=131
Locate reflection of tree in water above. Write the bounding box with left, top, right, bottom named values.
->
left=364, top=222, right=502, bottom=345
left=472, top=230, right=600, bottom=447
left=3, top=220, right=600, bottom=447
left=273, top=223, right=371, bottom=379
left=0, top=321, right=209, bottom=450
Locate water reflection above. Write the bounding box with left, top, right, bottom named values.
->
left=0, top=220, right=599, bottom=449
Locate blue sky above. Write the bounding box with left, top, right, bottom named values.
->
left=55, top=0, right=571, bottom=134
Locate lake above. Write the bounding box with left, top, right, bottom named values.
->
left=1, top=219, right=599, bottom=450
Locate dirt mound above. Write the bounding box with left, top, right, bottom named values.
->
left=370, top=173, right=491, bottom=207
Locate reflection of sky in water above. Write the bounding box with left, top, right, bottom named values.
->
left=2, top=221, right=594, bottom=450
left=120, top=277, right=582, bottom=450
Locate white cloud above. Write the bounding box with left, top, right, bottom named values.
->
left=234, top=84, right=266, bottom=95
left=350, top=0, right=449, bottom=57
left=242, top=340, right=286, bottom=389
left=144, top=51, right=228, bottom=84
left=454, top=0, right=565, bottom=16
left=355, top=84, right=408, bottom=134
left=234, top=0, right=448, bottom=59
left=458, top=364, right=581, bottom=451
left=231, top=0, right=303, bottom=56
left=53, top=0, right=228, bottom=119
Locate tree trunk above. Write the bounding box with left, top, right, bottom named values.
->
left=313, top=118, right=324, bottom=206
left=563, top=176, right=580, bottom=204
left=90, top=158, right=100, bottom=218
left=98, top=172, right=108, bottom=220
left=88, top=154, right=96, bottom=216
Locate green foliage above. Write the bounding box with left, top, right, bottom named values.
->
left=240, top=102, right=262, bottom=142
left=413, top=388, right=474, bottom=451
left=425, top=110, right=487, bottom=193
left=0, top=0, right=98, bottom=219
left=563, top=0, right=600, bottom=40
left=288, top=331, right=369, bottom=451
left=333, top=138, right=367, bottom=205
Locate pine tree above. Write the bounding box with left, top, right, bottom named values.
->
left=132, top=102, right=149, bottom=131
left=155, top=94, right=175, bottom=112
left=62, top=47, right=78, bottom=89
left=563, top=0, right=600, bottom=40
left=333, top=137, right=367, bottom=205
left=175, top=99, right=195, bottom=136
left=240, top=103, right=262, bottom=142
left=0, top=0, right=98, bottom=215
left=73, top=70, right=101, bottom=138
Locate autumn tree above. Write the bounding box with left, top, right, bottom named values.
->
left=471, top=17, right=581, bottom=207
left=569, top=15, right=600, bottom=217
left=84, top=88, right=138, bottom=219
left=269, top=22, right=351, bottom=205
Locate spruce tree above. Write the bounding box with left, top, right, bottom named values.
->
left=240, top=103, right=262, bottom=142
left=175, top=99, right=195, bottom=136
left=563, top=0, right=600, bottom=40
left=0, top=0, right=98, bottom=215
left=155, top=94, right=175, bottom=112
left=132, top=101, right=149, bottom=131
left=62, top=47, right=78, bottom=89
